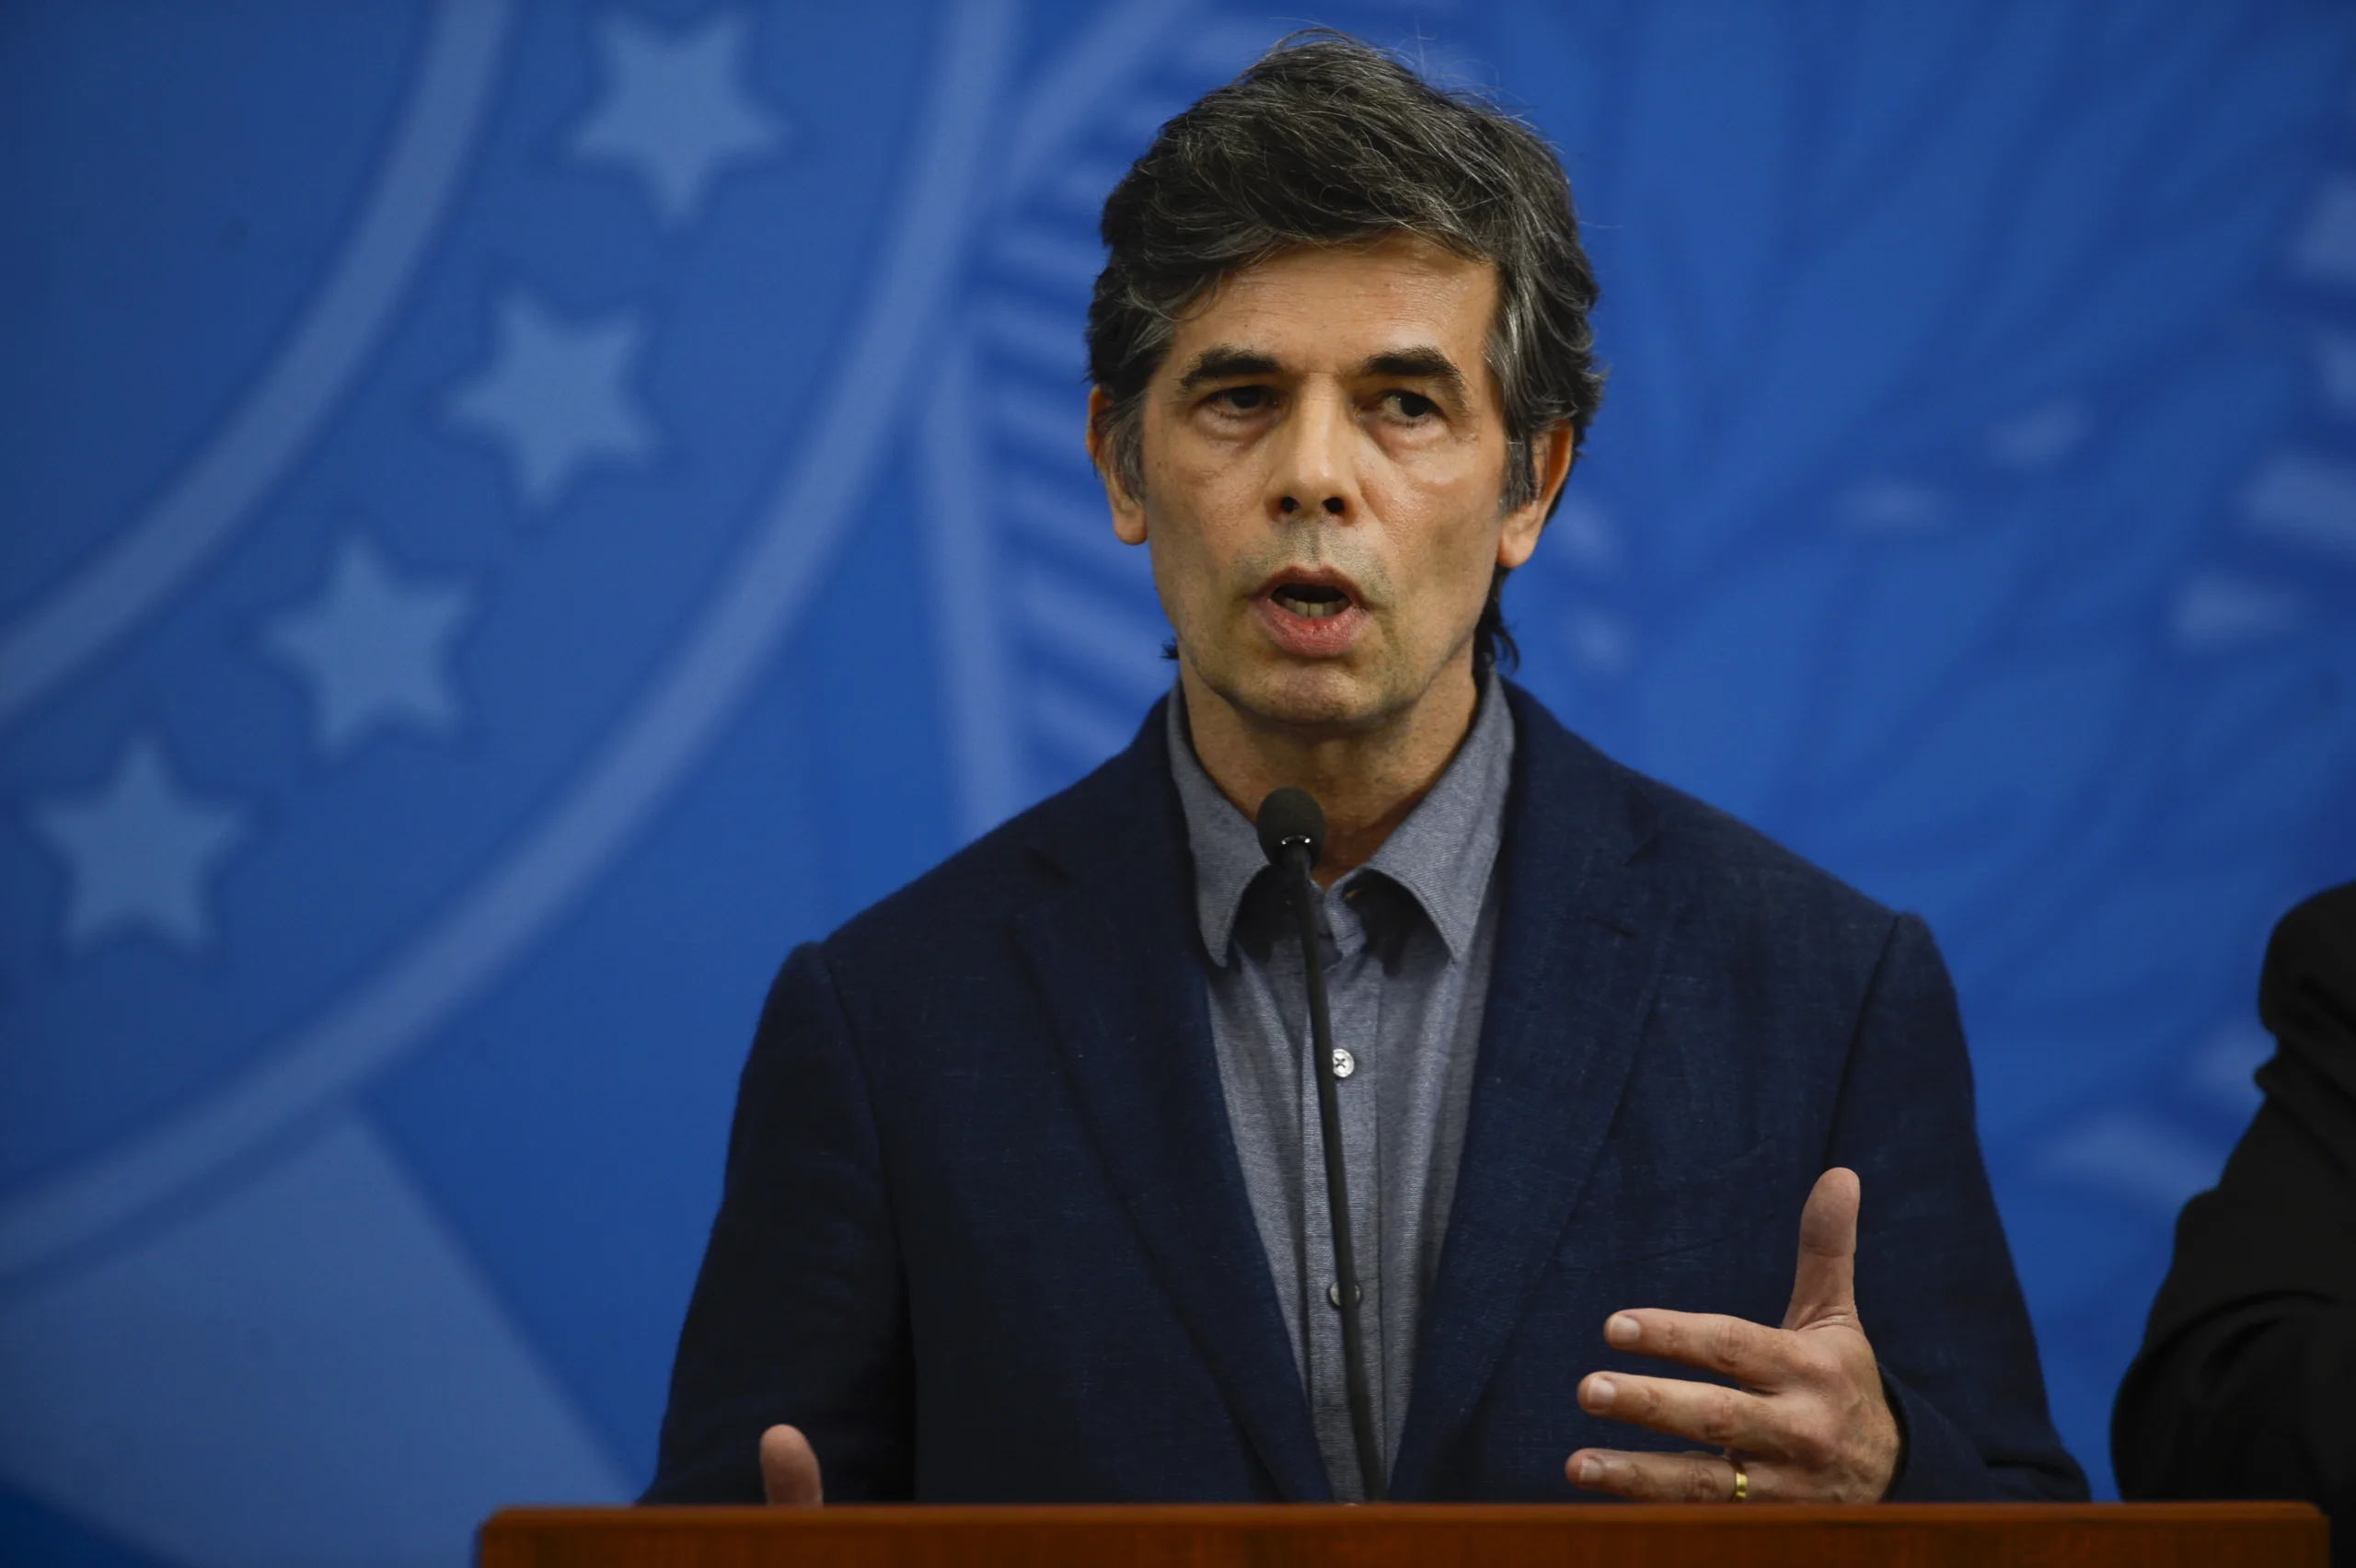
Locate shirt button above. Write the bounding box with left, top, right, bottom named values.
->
left=1331, top=1047, right=1356, bottom=1079
left=1328, top=1281, right=1362, bottom=1308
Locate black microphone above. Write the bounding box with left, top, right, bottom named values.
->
left=1256, top=787, right=1385, bottom=1503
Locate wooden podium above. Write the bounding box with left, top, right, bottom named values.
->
left=480, top=1502, right=2325, bottom=1566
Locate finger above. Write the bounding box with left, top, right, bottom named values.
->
left=1784, top=1168, right=1860, bottom=1331
left=1577, top=1369, right=1784, bottom=1456
left=1603, top=1308, right=1793, bottom=1389
left=759, top=1424, right=824, bottom=1506
left=1566, top=1447, right=1749, bottom=1504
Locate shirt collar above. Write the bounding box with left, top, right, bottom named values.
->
left=1167, top=673, right=1517, bottom=966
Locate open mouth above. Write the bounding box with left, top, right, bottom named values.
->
left=1269, top=582, right=1354, bottom=619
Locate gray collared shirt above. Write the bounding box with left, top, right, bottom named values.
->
left=1168, top=677, right=1515, bottom=1499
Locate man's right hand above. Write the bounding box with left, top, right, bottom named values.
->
left=759, top=1424, right=824, bottom=1505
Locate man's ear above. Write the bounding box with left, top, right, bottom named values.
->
left=1087, top=386, right=1149, bottom=546
left=1497, top=420, right=1574, bottom=571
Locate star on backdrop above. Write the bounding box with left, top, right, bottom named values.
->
left=2172, top=571, right=2303, bottom=650
left=2293, top=179, right=2356, bottom=288
left=262, top=532, right=476, bottom=755
left=30, top=736, right=248, bottom=951
left=445, top=290, right=660, bottom=510
left=1985, top=399, right=2091, bottom=470
left=2317, top=331, right=2356, bottom=418
left=570, top=10, right=786, bottom=227
left=2244, top=451, right=2356, bottom=562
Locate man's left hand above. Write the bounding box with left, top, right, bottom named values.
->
left=1565, top=1167, right=1900, bottom=1504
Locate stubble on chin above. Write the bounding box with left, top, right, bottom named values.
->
left=1196, top=626, right=1408, bottom=739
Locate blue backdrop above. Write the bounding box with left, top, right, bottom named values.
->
left=5, top=3, right=2356, bottom=1562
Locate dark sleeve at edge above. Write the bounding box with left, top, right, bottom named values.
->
left=1831, top=913, right=2090, bottom=1502
left=641, top=941, right=913, bottom=1503
left=2112, top=881, right=2356, bottom=1518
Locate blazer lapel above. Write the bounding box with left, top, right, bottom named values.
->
left=1390, top=687, right=1687, bottom=1498
left=1014, top=705, right=1332, bottom=1501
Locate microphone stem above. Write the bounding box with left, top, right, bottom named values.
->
left=1287, top=847, right=1386, bottom=1503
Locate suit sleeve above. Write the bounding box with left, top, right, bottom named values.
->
left=1828, top=913, right=2089, bottom=1501
left=2112, top=882, right=2356, bottom=1523
left=641, top=941, right=912, bottom=1503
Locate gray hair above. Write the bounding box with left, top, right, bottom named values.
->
left=1086, top=32, right=1605, bottom=665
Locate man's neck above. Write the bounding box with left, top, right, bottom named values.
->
left=1180, top=659, right=1484, bottom=887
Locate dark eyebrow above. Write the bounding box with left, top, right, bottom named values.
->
left=1175, top=347, right=1282, bottom=391
left=1362, top=348, right=1469, bottom=398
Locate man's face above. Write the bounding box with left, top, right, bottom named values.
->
left=1096, top=234, right=1560, bottom=738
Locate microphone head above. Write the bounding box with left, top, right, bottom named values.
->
left=1255, top=787, right=1327, bottom=870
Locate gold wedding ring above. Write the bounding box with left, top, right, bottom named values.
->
left=1728, top=1457, right=1750, bottom=1503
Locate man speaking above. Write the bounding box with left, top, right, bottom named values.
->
left=644, top=34, right=2085, bottom=1507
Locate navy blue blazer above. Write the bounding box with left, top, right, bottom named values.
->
left=645, top=684, right=2085, bottom=1504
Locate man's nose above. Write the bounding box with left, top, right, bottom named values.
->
left=1268, top=387, right=1358, bottom=522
